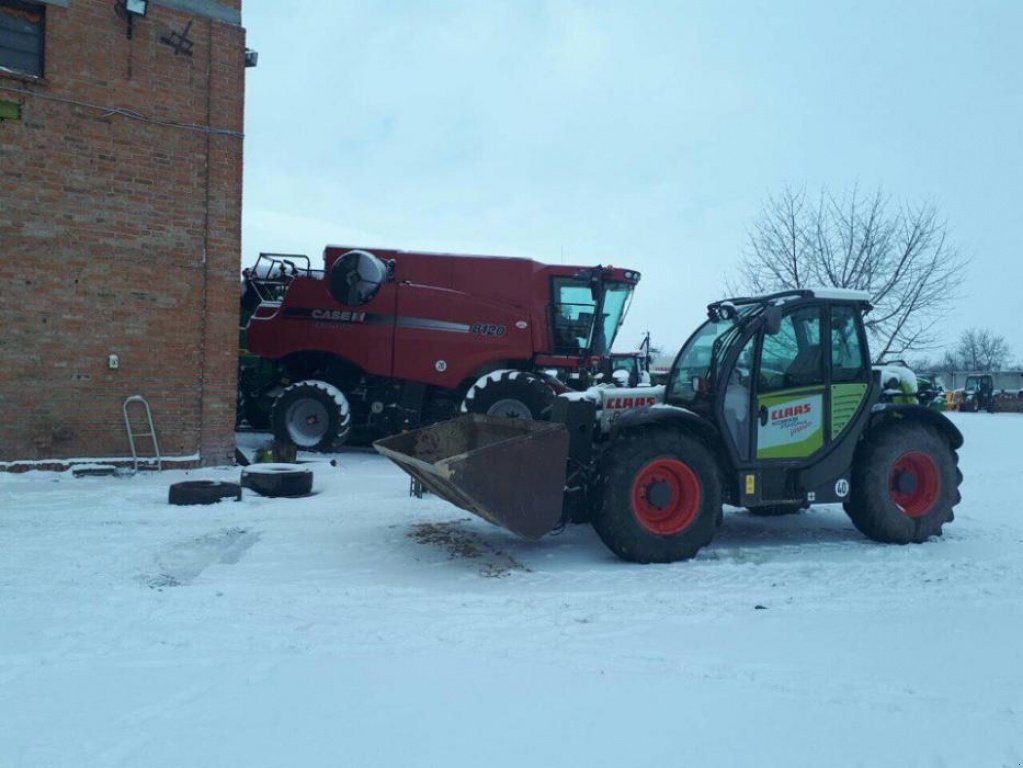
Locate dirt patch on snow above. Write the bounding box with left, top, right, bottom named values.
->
left=409, top=520, right=531, bottom=578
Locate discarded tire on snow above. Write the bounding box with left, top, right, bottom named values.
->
left=168, top=481, right=242, bottom=506
left=241, top=463, right=314, bottom=498
left=460, top=370, right=555, bottom=420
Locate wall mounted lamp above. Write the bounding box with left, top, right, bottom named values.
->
left=115, top=0, right=149, bottom=39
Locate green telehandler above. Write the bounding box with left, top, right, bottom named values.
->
left=375, top=289, right=963, bottom=563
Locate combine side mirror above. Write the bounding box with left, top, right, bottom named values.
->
left=764, top=305, right=782, bottom=335
left=328, top=250, right=388, bottom=307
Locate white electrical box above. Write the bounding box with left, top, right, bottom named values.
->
left=108, top=354, right=119, bottom=370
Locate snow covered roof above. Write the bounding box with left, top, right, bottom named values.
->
left=802, top=287, right=872, bottom=301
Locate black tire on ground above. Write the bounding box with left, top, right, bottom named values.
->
left=460, top=370, right=555, bottom=420
left=844, top=421, right=960, bottom=544
left=168, top=481, right=242, bottom=506
left=592, top=427, right=721, bottom=563
left=241, top=464, right=314, bottom=498
left=747, top=503, right=804, bottom=517
left=270, top=380, right=351, bottom=452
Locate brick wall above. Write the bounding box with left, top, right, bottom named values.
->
left=0, top=0, right=246, bottom=467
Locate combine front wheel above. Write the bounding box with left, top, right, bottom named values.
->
left=845, top=422, right=960, bottom=543
left=592, top=428, right=721, bottom=563
left=271, top=380, right=351, bottom=452
left=460, top=370, right=555, bottom=420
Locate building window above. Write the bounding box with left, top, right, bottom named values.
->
left=0, top=0, right=44, bottom=78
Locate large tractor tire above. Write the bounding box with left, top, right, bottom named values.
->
left=592, top=427, right=721, bottom=563
left=460, top=370, right=555, bottom=420
left=271, top=380, right=351, bottom=452
left=845, top=421, right=960, bottom=544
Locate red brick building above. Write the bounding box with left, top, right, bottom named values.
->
left=0, top=0, right=246, bottom=468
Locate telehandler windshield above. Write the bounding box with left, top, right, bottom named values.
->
left=667, top=306, right=757, bottom=405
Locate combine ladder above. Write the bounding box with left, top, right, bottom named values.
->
left=123, top=395, right=162, bottom=472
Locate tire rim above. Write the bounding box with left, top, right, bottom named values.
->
left=486, top=398, right=532, bottom=419
left=631, top=458, right=701, bottom=535
left=889, top=451, right=941, bottom=518
left=285, top=398, right=329, bottom=447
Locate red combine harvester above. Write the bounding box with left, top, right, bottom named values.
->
left=242, top=246, right=640, bottom=449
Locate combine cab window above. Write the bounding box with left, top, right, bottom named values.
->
left=759, top=306, right=823, bottom=392
left=550, top=278, right=633, bottom=356
left=551, top=278, right=596, bottom=354
left=0, top=1, right=44, bottom=78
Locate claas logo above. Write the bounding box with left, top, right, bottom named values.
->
left=771, top=403, right=812, bottom=421
left=605, top=396, right=659, bottom=410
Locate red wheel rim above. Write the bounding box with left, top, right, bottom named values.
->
left=631, top=459, right=702, bottom=535
left=889, top=451, right=941, bottom=518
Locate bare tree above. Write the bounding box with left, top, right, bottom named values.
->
left=733, top=186, right=966, bottom=361
left=951, top=328, right=1012, bottom=371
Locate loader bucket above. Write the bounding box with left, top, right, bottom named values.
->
left=373, top=415, right=570, bottom=540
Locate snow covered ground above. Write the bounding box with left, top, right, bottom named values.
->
left=1, top=413, right=1021, bottom=767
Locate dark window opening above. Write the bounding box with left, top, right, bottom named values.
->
left=0, top=0, right=44, bottom=78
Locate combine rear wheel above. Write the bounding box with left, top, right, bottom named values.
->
left=271, top=380, right=351, bottom=452
left=845, top=422, right=960, bottom=543
left=460, top=370, right=555, bottom=420
left=592, top=427, right=720, bottom=563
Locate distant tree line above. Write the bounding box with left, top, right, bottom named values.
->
left=911, top=328, right=1018, bottom=375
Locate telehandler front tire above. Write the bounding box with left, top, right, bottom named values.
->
left=593, top=427, right=721, bottom=563
left=845, top=422, right=960, bottom=544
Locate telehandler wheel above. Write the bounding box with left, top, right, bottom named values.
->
left=271, top=380, right=351, bottom=452
left=747, top=503, right=804, bottom=517
left=845, top=421, right=960, bottom=544
left=460, top=370, right=555, bottom=420
left=593, top=427, right=721, bottom=563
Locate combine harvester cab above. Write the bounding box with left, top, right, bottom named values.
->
left=374, top=415, right=570, bottom=539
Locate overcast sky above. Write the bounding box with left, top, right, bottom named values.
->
left=241, top=1, right=1023, bottom=364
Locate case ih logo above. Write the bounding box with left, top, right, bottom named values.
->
left=771, top=403, right=812, bottom=421
left=310, top=309, right=367, bottom=322
left=605, top=396, right=659, bottom=410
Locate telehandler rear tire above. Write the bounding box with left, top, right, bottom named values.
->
left=593, top=427, right=720, bottom=563
left=845, top=421, right=960, bottom=544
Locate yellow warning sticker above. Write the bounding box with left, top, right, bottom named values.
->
left=745, top=474, right=756, bottom=495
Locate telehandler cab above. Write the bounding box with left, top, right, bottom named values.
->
left=375, top=289, right=963, bottom=563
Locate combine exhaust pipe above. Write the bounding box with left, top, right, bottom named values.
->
left=373, top=415, right=569, bottom=539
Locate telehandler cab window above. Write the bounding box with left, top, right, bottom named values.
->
left=830, top=305, right=867, bottom=382
left=759, top=306, right=824, bottom=392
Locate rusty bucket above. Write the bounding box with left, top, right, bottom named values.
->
left=373, top=415, right=570, bottom=539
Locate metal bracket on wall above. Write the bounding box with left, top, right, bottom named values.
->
left=160, top=19, right=194, bottom=56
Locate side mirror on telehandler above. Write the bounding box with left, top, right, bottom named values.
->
left=764, top=305, right=782, bottom=335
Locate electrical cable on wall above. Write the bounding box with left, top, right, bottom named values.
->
left=0, top=83, right=243, bottom=138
